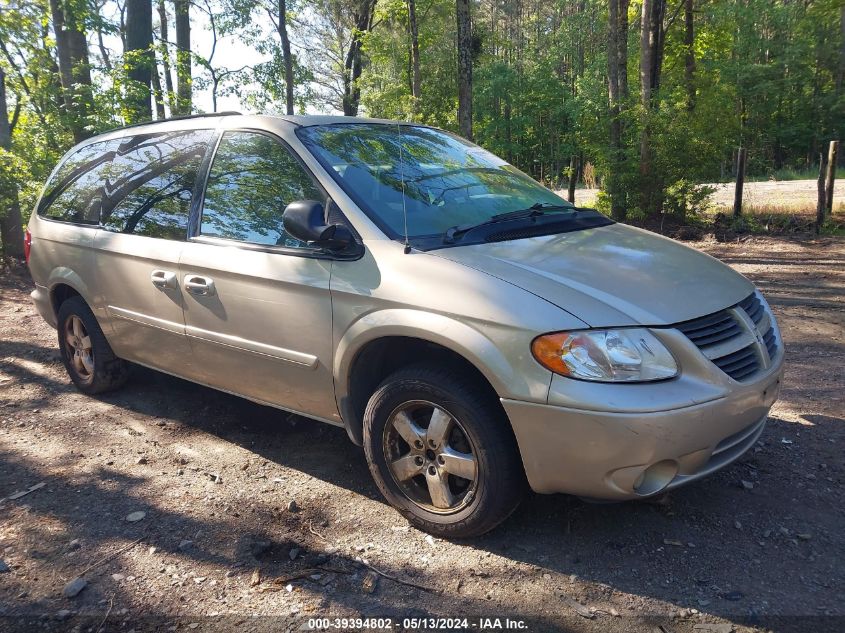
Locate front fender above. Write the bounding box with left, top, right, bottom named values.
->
left=335, top=308, right=522, bottom=402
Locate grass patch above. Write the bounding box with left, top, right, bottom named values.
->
left=701, top=202, right=845, bottom=238
left=740, top=166, right=844, bottom=183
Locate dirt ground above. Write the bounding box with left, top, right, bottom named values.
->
left=563, top=179, right=845, bottom=211
left=1, top=234, right=843, bottom=633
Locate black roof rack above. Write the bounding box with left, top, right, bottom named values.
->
left=107, top=111, right=243, bottom=133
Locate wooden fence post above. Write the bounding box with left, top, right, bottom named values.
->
left=733, top=147, right=747, bottom=217
left=817, top=152, right=828, bottom=233
left=824, top=140, right=839, bottom=216
left=567, top=155, right=577, bottom=204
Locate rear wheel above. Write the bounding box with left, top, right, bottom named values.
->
left=57, top=296, right=129, bottom=394
left=363, top=365, right=524, bottom=538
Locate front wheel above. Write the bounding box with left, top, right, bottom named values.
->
left=363, top=365, right=524, bottom=538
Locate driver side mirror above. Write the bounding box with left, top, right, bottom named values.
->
left=283, top=199, right=355, bottom=251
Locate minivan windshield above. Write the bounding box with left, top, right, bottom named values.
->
left=297, top=123, right=581, bottom=244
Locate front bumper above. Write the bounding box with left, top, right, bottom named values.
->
left=503, top=358, right=784, bottom=500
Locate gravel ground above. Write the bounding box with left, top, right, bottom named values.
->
left=0, top=234, right=843, bottom=633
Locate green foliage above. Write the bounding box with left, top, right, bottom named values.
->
left=663, top=180, right=716, bottom=221
left=360, top=0, right=458, bottom=125
left=0, top=0, right=842, bottom=236
left=819, top=218, right=845, bottom=237
left=594, top=191, right=612, bottom=217
left=222, top=0, right=314, bottom=113
left=0, top=148, right=25, bottom=217
left=359, top=0, right=843, bottom=223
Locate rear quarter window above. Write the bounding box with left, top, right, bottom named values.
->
left=37, top=140, right=119, bottom=224
left=100, top=129, right=214, bottom=240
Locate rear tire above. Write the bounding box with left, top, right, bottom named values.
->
left=57, top=296, right=129, bottom=394
left=363, top=364, right=524, bottom=538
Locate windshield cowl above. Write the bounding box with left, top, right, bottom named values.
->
left=419, top=210, right=613, bottom=251
left=443, top=203, right=578, bottom=243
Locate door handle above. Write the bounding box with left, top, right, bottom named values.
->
left=150, top=269, right=177, bottom=290
left=184, top=275, right=216, bottom=296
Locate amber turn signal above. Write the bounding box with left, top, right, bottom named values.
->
left=530, top=332, right=572, bottom=376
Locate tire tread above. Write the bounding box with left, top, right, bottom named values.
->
left=57, top=296, right=129, bottom=394
left=363, top=363, right=524, bottom=538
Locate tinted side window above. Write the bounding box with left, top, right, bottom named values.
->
left=100, top=129, right=213, bottom=240
left=200, top=131, right=323, bottom=248
left=38, top=140, right=118, bottom=224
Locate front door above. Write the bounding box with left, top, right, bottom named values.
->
left=179, top=130, right=338, bottom=422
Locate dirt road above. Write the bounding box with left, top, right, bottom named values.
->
left=560, top=179, right=845, bottom=211
left=1, top=235, right=843, bottom=633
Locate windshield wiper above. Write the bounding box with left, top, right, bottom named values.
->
left=443, top=202, right=574, bottom=243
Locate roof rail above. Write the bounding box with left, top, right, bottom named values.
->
left=107, top=111, right=243, bottom=133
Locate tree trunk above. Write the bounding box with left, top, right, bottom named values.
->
left=456, top=0, right=473, bottom=140
left=825, top=140, right=839, bottom=217
left=408, top=0, right=421, bottom=115
left=617, top=0, right=629, bottom=102
left=151, top=57, right=166, bottom=119
left=733, top=147, right=746, bottom=217
left=158, top=0, right=175, bottom=111
left=94, top=3, right=114, bottom=73
left=174, top=0, right=192, bottom=114
left=837, top=5, right=845, bottom=98
left=639, top=0, right=654, bottom=107
left=684, top=0, right=695, bottom=111
left=277, top=0, right=295, bottom=115
left=816, top=152, right=828, bottom=232
left=639, top=0, right=664, bottom=215
left=119, top=3, right=127, bottom=49
left=607, top=0, right=628, bottom=221
left=48, top=0, right=94, bottom=142
left=504, top=101, right=512, bottom=163
left=342, top=0, right=376, bottom=117
left=125, top=0, right=154, bottom=123
left=0, top=68, right=25, bottom=259
left=650, top=0, right=665, bottom=95
left=456, top=0, right=472, bottom=140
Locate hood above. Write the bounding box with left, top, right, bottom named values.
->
left=431, top=223, right=753, bottom=327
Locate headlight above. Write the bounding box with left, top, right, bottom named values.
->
left=531, top=328, right=678, bottom=382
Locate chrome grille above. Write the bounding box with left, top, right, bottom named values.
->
left=673, top=291, right=780, bottom=382
left=675, top=311, right=742, bottom=347
left=739, top=293, right=764, bottom=325
left=762, top=327, right=778, bottom=359
left=712, top=345, right=759, bottom=381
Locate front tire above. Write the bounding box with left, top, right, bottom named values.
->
left=57, top=296, right=129, bottom=395
left=363, top=365, right=524, bottom=538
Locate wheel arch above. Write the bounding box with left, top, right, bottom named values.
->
left=45, top=268, right=96, bottom=316
left=50, top=282, right=83, bottom=318
left=334, top=310, right=518, bottom=446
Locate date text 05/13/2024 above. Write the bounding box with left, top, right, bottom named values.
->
left=306, top=617, right=529, bottom=630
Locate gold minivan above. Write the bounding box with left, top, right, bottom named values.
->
left=26, top=113, right=784, bottom=537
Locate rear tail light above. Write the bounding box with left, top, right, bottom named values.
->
left=24, top=228, right=31, bottom=265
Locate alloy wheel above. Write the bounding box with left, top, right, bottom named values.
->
left=382, top=400, right=478, bottom=514
left=64, top=315, right=94, bottom=384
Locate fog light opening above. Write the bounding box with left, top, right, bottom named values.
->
left=633, top=460, right=679, bottom=496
